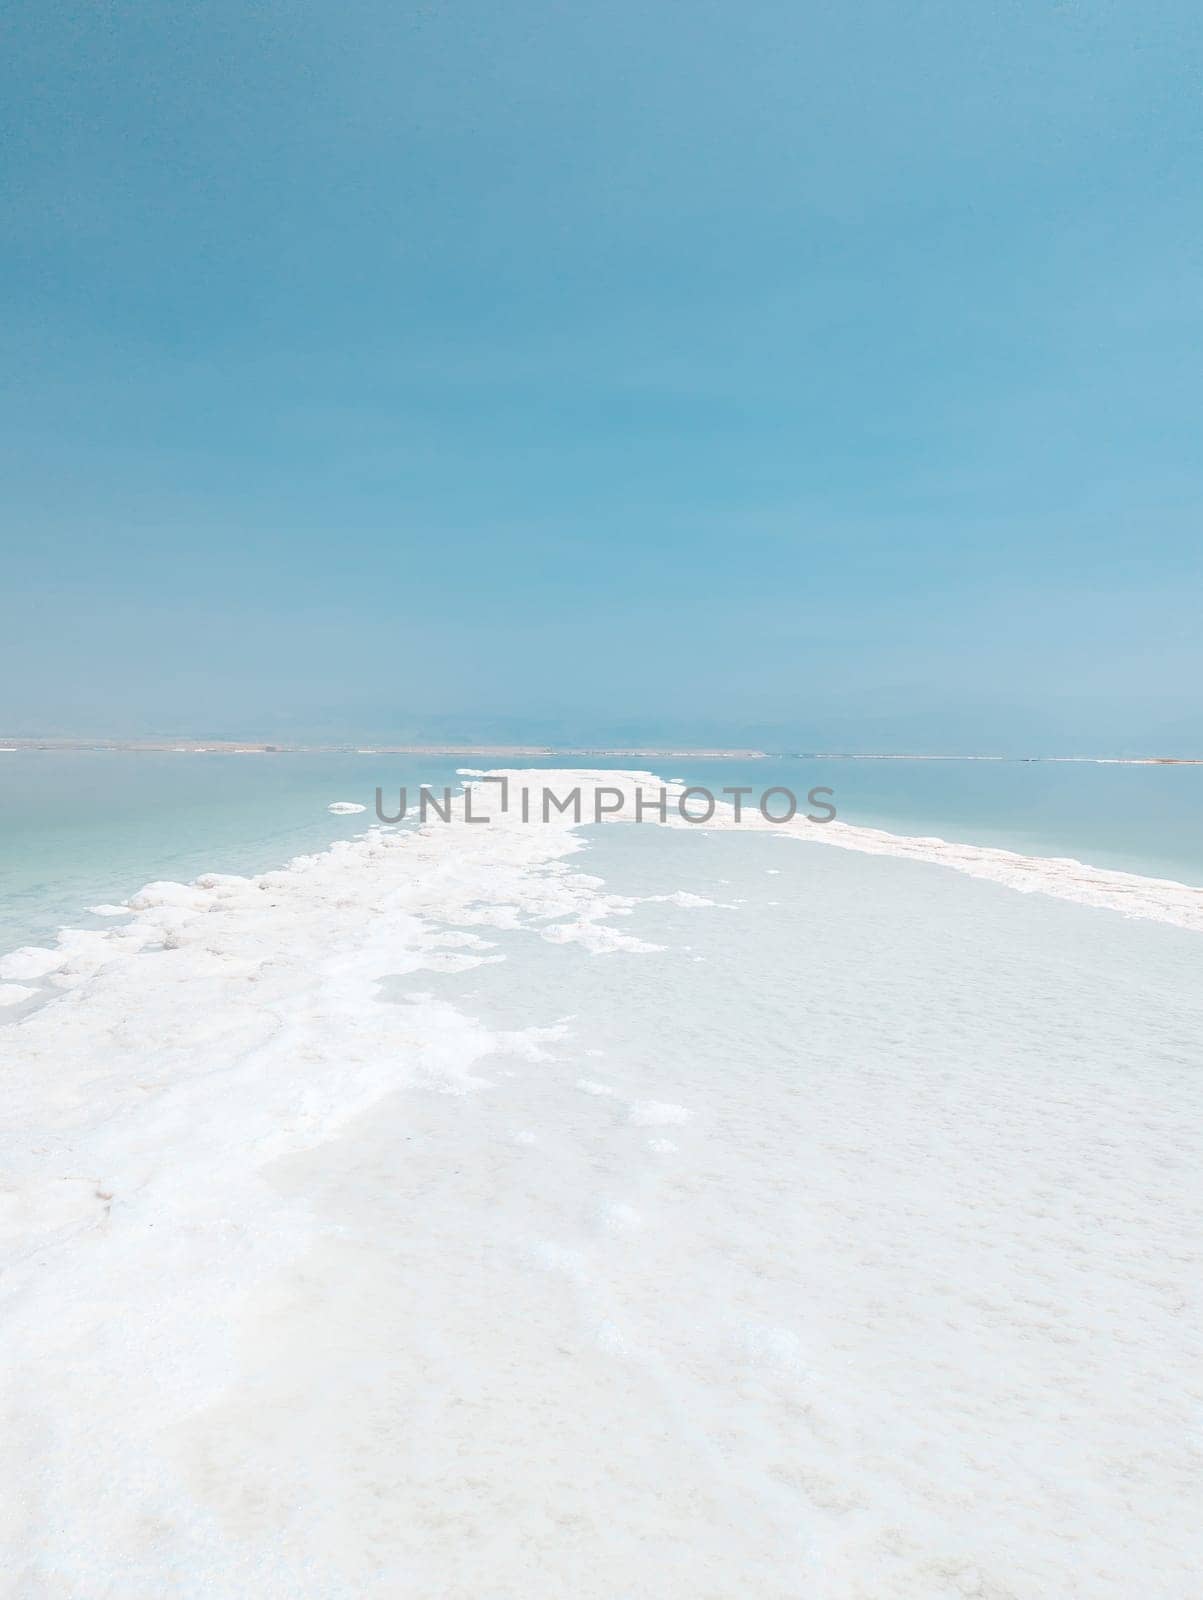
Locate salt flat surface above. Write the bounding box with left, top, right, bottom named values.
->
left=1, top=773, right=1201, bottom=1598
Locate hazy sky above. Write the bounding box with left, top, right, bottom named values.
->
left=4, top=1, right=1201, bottom=750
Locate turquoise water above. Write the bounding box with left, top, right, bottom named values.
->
left=670, top=756, right=1203, bottom=880
left=2, top=749, right=1202, bottom=954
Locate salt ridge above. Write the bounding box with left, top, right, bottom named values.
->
left=0, top=773, right=708, bottom=1589
left=2, top=771, right=1200, bottom=1595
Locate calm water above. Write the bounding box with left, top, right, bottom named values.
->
left=2, top=749, right=1202, bottom=953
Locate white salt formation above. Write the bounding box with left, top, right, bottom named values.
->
left=1, top=771, right=1200, bottom=1597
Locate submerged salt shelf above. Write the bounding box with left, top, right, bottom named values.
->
left=1, top=772, right=1201, bottom=1597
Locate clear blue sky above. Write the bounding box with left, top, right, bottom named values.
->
left=4, top=1, right=1201, bottom=751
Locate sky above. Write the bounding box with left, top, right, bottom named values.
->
left=3, top=0, right=1202, bottom=752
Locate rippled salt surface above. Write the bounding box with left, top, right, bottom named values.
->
left=1, top=773, right=1201, bottom=1598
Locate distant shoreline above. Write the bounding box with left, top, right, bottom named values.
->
left=0, top=740, right=1200, bottom=764
left=0, top=740, right=770, bottom=759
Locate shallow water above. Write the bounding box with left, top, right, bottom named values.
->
left=2, top=749, right=1202, bottom=956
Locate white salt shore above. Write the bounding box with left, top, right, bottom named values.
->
left=1, top=772, right=1201, bottom=1598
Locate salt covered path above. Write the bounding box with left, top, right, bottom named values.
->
left=1, top=774, right=1201, bottom=1598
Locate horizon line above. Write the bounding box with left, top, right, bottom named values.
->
left=1, top=739, right=1201, bottom=765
